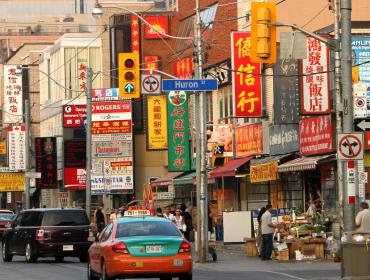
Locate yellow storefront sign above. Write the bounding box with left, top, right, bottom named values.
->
left=147, top=95, right=168, bottom=150
left=250, top=161, right=278, bottom=183
left=0, top=173, right=25, bottom=191
left=0, top=141, right=6, bottom=155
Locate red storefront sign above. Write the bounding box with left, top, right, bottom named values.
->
left=64, top=168, right=86, bottom=190
left=231, top=32, right=262, bottom=117
left=235, top=123, right=263, bottom=157
left=92, top=120, right=132, bottom=135
left=144, top=56, right=159, bottom=74
left=299, top=115, right=332, bottom=155
left=63, top=105, right=86, bottom=127
left=144, top=16, right=169, bottom=39
left=132, top=16, right=140, bottom=53
left=301, top=37, right=330, bottom=114
left=92, top=101, right=131, bottom=114
left=174, top=56, right=194, bottom=79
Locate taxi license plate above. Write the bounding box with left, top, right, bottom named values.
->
left=173, top=259, right=183, bottom=266
left=146, top=245, right=162, bottom=253
left=63, top=245, right=74, bottom=251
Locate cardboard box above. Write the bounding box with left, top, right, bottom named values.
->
left=275, top=249, right=289, bottom=261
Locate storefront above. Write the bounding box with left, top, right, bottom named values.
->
left=150, top=172, right=183, bottom=208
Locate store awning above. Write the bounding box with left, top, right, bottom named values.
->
left=173, top=172, right=196, bottom=186
left=278, top=154, right=335, bottom=173
left=250, top=154, right=293, bottom=167
left=151, top=172, right=184, bottom=187
left=209, top=156, right=253, bottom=178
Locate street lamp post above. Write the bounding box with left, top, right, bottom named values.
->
left=86, top=67, right=93, bottom=219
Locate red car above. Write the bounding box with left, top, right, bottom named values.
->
left=0, top=210, right=15, bottom=238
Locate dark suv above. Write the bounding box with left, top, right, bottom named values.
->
left=1, top=208, right=91, bottom=263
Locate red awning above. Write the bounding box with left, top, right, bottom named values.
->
left=210, top=156, right=253, bottom=178
left=150, top=172, right=184, bottom=187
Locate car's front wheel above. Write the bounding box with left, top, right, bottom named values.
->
left=179, top=273, right=193, bottom=280
left=87, top=262, right=99, bottom=280
left=2, top=241, right=13, bottom=262
left=101, top=261, right=113, bottom=280
left=25, top=241, right=37, bottom=263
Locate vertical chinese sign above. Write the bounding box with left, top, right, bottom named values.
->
left=36, top=137, right=58, bottom=189
left=235, top=123, right=263, bottom=157
left=8, top=125, right=26, bottom=171
left=78, top=63, right=87, bottom=91
left=174, top=57, right=194, bottom=79
left=147, top=96, right=168, bottom=150
left=301, top=37, right=330, bottom=114
left=167, top=91, right=190, bottom=171
left=131, top=16, right=140, bottom=53
left=231, top=32, right=262, bottom=117
left=144, top=56, right=159, bottom=74
left=3, top=65, right=23, bottom=124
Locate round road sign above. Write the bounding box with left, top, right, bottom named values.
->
left=142, top=75, right=160, bottom=93
left=338, top=134, right=362, bottom=159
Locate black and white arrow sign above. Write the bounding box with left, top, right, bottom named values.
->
left=357, top=119, right=370, bottom=131
left=141, top=74, right=161, bottom=95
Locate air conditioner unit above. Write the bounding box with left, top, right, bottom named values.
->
left=166, top=0, right=178, bottom=11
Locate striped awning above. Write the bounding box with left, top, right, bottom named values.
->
left=151, top=172, right=184, bottom=187
left=250, top=154, right=293, bottom=167
left=209, top=156, right=253, bottom=178
left=278, top=154, right=335, bottom=173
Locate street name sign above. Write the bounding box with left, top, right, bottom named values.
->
left=162, top=79, right=218, bottom=92
left=337, top=133, right=364, bottom=160
left=141, top=74, right=161, bottom=94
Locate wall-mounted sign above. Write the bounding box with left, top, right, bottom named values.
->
left=131, top=15, right=139, bottom=53
left=92, top=88, right=119, bottom=101
left=64, top=139, right=86, bottom=168
left=352, top=37, right=370, bottom=82
left=204, top=60, right=231, bottom=87
left=301, top=37, right=330, bottom=114
left=8, top=125, right=26, bottom=171
left=174, top=56, right=194, bottom=79
left=3, top=65, right=23, bottom=124
left=269, top=124, right=299, bottom=155
left=250, top=161, right=278, bottom=183
left=231, top=32, right=262, bottom=117
left=144, top=56, right=159, bottom=74
left=36, top=137, right=58, bottom=189
left=147, top=96, right=168, bottom=150
left=92, top=141, right=132, bottom=158
left=144, top=16, right=169, bottom=39
left=235, top=123, right=263, bottom=157
left=0, top=173, right=24, bottom=191
left=64, top=168, right=86, bottom=190
left=63, top=105, right=86, bottom=128
left=207, top=125, right=233, bottom=157
left=299, top=115, right=332, bottom=155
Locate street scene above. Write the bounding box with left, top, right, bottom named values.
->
left=0, top=0, right=370, bottom=279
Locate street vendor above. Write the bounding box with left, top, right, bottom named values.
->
left=306, top=200, right=317, bottom=224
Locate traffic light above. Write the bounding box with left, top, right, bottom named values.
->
left=118, top=52, right=140, bottom=99
left=251, top=1, right=276, bottom=64
left=212, top=144, right=225, bottom=168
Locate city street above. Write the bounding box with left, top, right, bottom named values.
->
left=0, top=245, right=341, bottom=280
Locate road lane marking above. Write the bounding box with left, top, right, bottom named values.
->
left=263, top=270, right=307, bottom=280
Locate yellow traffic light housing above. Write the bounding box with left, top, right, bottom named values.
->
left=119, top=52, right=140, bottom=99
left=251, top=2, right=277, bottom=64
left=212, top=144, right=225, bottom=168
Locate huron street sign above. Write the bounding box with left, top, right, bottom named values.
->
left=162, top=79, right=218, bottom=92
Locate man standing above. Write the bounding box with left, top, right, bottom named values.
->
left=260, top=204, right=274, bottom=261
left=355, top=201, right=370, bottom=232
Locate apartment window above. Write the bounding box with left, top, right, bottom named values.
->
left=219, top=88, right=233, bottom=123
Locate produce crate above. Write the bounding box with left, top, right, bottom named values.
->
left=244, top=238, right=258, bottom=256
left=275, top=249, right=289, bottom=261
left=302, top=243, right=316, bottom=256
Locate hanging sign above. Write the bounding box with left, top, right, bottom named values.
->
left=147, top=95, right=168, bottom=150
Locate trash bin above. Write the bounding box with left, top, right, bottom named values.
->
left=341, top=231, right=370, bottom=280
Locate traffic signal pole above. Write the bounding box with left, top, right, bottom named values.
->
left=85, top=67, right=93, bottom=220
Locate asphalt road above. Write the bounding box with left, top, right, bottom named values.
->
left=0, top=246, right=341, bottom=280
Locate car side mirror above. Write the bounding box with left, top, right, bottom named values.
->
left=88, top=236, right=98, bottom=242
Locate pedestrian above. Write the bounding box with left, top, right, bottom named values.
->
left=120, top=204, right=127, bottom=217
left=355, top=201, right=370, bottom=232
left=306, top=200, right=317, bottom=224
left=180, top=204, right=193, bottom=240
left=174, top=208, right=186, bottom=233
left=163, top=205, right=175, bottom=221
left=94, top=203, right=107, bottom=234
left=256, top=207, right=266, bottom=257
left=208, top=206, right=214, bottom=235
left=170, top=204, right=176, bottom=215
left=156, top=207, right=164, bottom=217
left=110, top=208, right=121, bottom=221
left=260, top=204, right=274, bottom=261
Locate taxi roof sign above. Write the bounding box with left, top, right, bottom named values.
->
left=124, top=209, right=151, bottom=217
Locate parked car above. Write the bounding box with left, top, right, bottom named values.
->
left=0, top=210, right=15, bottom=238
left=2, top=208, right=91, bottom=263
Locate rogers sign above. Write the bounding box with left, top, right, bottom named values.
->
left=92, top=101, right=131, bottom=114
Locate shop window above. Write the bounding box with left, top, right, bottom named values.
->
left=247, top=179, right=269, bottom=211
left=321, top=165, right=337, bottom=216
left=280, top=173, right=303, bottom=211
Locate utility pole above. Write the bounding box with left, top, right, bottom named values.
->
left=25, top=98, right=31, bottom=210
left=194, top=0, right=208, bottom=263
left=340, top=0, right=355, bottom=232
left=85, top=67, right=93, bottom=220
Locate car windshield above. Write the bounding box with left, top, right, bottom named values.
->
left=0, top=213, right=14, bottom=221
left=117, top=221, right=182, bottom=238
left=42, top=210, right=89, bottom=226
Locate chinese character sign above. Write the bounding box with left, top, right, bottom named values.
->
left=36, top=137, right=58, bottom=189
left=250, top=162, right=278, bottom=183
left=174, top=57, right=194, bottom=79
left=8, top=125, right=26, bottom=171
left=3, top=65, right=23, bottom=124
left=78, top=63, right=87, bottom=91
left=235, top=123, right=263, bottom=157
left=167, top=91, right=190, bottom=171
left=132, top=16, right=140, bottom=53
left=147, top=96, right=168, bottom=150
left=302, top=37, right=330, bottom=114
left=231, top=32, right=262, bottom=117
left=299, top=115, right=332, bottom=155
left=144, top=56, right=159, bottom=74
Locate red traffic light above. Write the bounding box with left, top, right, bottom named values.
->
left=124, top=58, right=134, bottom=68
left=124, top=71, right=135, bottom=81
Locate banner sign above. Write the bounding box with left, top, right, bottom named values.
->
left=92, top=88, right=119, bottom=101
left=63, top=105, right=86, bottom=128
left=36, top=137, right=58, bottom=189
left=3, top=65, right=23, bottom=124
left=250, top=161, right=278, bottom=183
left=8, top=125, right=26, bottom=171
left=92, top=141, right=132, bottom=158
left=131, top=16, right=139, bottom=53
left=273, top=55, right=300, bottom=124
left=147, top=95, right=168, bottom=150
left=144, top=56, right=159, bottom=74
left=167, top=91, right=190, bottom=171
left=231, top=32, right=262, bottom=117
left=64, top=140, right=86, bottom=168
left=235, top=123, right=263, bottom=157
left=0, top=141, right=6, bottom=155
left=352, top=37, right=370, bottom=82
left=299, top=115, right=332, bottom=155
left=144, top=16, right=169, bottom=39
left=64, top=168, right=86, bottom=190
left=0, top=173, right=24, bottom=191
left=207, top=125, right=233, bottom=157
left=269, top=124, right=299, bottom=155
left=301, top=37, right=330, bottom=114
left=174, top=57, right=194, bottom=79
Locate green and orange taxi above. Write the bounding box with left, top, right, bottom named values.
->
left=87, top=209, right=192, bottom=280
